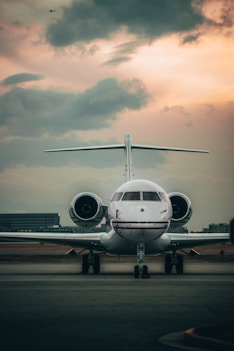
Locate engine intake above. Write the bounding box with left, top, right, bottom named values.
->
left=69, top=192, right=105, bottom=228
left=168, top=192, right=192, bottom=228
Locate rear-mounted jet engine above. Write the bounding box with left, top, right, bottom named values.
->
left=69, top=192, right=105, bottom=228
left=168, top=192, right=192, bottom=229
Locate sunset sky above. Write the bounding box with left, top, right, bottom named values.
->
left=0, top=0, right=233, bottom=231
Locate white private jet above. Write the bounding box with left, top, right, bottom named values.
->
left=0, top=134, right=230, bottom=277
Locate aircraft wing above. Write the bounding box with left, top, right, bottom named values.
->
left=0, top=232, right=105, bottom=251
left=165, top=232, right=230, bottom=250
left=0, top=231, right=231, bottom=257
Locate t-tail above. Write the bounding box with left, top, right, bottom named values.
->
left=45, top=133, right=209, bottom=182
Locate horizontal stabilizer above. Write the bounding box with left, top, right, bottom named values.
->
left=45, top=144, right=125, bottom=152
left=131, top=144, right=209, bottom=153
left=45, top=143, right=209, bottom=154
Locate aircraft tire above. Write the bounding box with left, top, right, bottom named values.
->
left=134, top=265, right=140, bottom=278
left=165, top=254, right=172, bottom=274
left=82, top=254, right=89, bottom=274
left=143, top=265, right=148, bottom=275
left=176, top=254, right=183, bottom=274
left=142, top=265, right=150, bottom=278
left=93, top=254, right=100, bottom=274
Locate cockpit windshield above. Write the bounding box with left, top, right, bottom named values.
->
left=112, top=191, right=162, bottom=201
left=143, top=192, right=161, bottom=201
left=111, top=192, right=123, bottom=201
left=122, top=192, right=140, bottom=201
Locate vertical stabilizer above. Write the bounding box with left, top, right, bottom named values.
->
left=124, top=134, right=133, bottom=182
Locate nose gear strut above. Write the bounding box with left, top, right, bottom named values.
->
left=134, top=242, right=150, bottom=278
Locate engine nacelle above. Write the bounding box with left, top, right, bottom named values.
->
left=168, top=192, right=192, bottom=228
left=69, top=192, right=105, bottom=228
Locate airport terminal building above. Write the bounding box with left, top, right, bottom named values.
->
left=0, top=213, right=60, bottom=231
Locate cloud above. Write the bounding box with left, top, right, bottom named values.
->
left=182, top=32, right=201, bottom=44
left=184, top=121, right=194, bottom=128
left=0, top=78, right=150, bottom=137
left=102, top=40, right=144, bottom=66
left=0, top=136, right=120, bottom=171
left=102, top=56, right=131, bottom=66
left=112, top=41, right=144, bottom=56
left=201, top=0, right=234, bottom=29
left=161, top=105, right=190, bottom=116
left=46, top=0, right=205, bottom=47
left=1, top=73, right=44, bottom=86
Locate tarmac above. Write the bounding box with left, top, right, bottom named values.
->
left=0, top=243, right=234, bottom=351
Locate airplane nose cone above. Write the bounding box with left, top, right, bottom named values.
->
left=135, top=206, right=149, bottom=220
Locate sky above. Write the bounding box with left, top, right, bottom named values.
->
left=0, top=0, right=233, bottom=231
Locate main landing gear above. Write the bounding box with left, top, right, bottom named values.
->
left=81, top=250, right=100, bottom=274
left=80, top=248, right=184, bottom=276
left=134, top=242, right=150, bottom=278
left=165, top=249, right=184, bottom=274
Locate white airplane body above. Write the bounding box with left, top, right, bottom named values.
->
left=0, top=134, right=230, bottom=277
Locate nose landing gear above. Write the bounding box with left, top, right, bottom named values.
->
left=134, top=242, right=150, bottom=278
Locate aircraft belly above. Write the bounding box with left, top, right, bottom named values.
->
left=101, top=232, right=136, bottom=254
left=101, top=231, right=170, bottom=255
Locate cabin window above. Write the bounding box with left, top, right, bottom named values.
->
left=122, top=192, right=140, bottom=201
left=111, top=192, right=123, bottom=201
left=143, top=192, right=161, bottom=201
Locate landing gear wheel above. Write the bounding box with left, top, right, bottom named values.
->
left=82, top=254, right=89, bottom=274
left=142, top=265, right=150, bottom=278
left=134, top=265, right=140, bottom=278
left=165, top=254, right=172, bottom=274
left=176, top=254, right=183, bottom=274
left=93, top=254, right=100, bottom=274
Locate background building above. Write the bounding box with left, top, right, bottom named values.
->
left=202, top=223, right=230, bottom=233
left=0, top=213, right=230, bottom=234
left=0, top=213, right=60, bottom=231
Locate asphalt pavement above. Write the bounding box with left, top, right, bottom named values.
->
left=0, top=243, right=233, bottom=350
left=0, top=271, right=233, bottom=351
